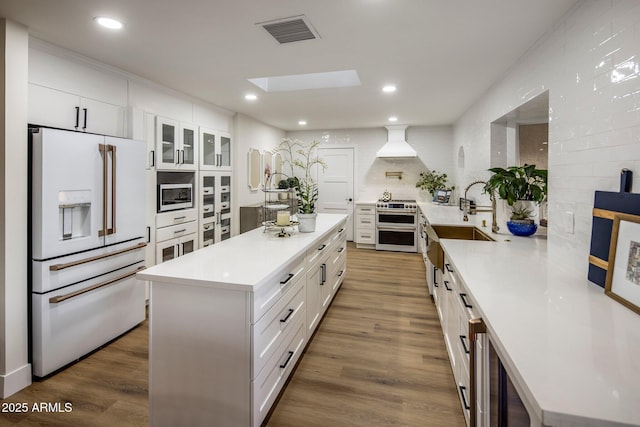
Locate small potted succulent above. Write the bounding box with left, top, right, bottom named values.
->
left=483, top=164, right=547, bottom=236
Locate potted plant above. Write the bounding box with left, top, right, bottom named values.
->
left=274, top=138, right=326, bottom=232
left=416, top=170, right=455, bottom=202
left=483, top=164, right=547, bottom=236
left=277, top=179, right=289, bottom=200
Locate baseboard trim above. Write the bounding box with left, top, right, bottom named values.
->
left=1, top=363, right=32, bottom=398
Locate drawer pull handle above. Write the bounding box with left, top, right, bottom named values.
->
left=279, top=351, right=295, bottom=369
left=280, top=308, right=295, bottom=323
left=174, top=229, right=187, bottom=234
left=338, top=270, right=344, bottom=277
left=174, top=216, right=186, bottom=220
left=280, top=273, right=295, bottom=285
left=444, top=280, right=452, bottom=291
left=337, top=247, right=344, bottom=253
left=459, top=293, right=473, bottom=309
left=459, top=385, right=471, bottom=410
left=459, top=335, right=470, bottom=354
left=445, top=263, right=454, bottom=273
left=318, top=244, right=326, bottom=251
left=320, top=263, right=327, bottom=285
left=338, top=228, right=344, bottom=233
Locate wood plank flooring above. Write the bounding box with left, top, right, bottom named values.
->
left=1, top=243, right=464, bottom=427
left=265, top=243, right=465, bottom=427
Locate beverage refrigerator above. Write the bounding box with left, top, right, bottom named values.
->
left=29, top=127, right=147, bottom=377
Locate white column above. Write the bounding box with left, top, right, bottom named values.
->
left=0, top=18, right=31, bottom=397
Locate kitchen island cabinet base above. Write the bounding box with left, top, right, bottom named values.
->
left=149, top=281, right=251, bottom=427
left=142, top=213, right=348, bottom=427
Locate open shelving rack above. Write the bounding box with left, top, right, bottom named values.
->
left=262, top=173, right=297, bottom=236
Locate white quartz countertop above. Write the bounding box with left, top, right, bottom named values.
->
left=420, top=203, right=640, bottom=426
left=138, top=213, right=347, bottom=291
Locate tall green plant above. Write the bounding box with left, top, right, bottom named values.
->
left=483, top=164, right=547, bottom=206
left=274, top=138, right=327, bottom=214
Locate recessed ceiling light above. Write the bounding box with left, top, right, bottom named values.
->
left=388, top=116, right=398, bottom=122
left=382, top=85, right=396, bottom=93
left=245, top=94, right=258, bottom=101
left=298, top=120, right=307, bottom=126
left=94, top=16, right=123, bottom=30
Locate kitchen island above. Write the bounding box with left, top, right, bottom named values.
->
left=419, top=203, right=640, bottom=427
left=138, top=213, right=348, bottom=427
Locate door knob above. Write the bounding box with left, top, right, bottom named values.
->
left=346, top=198, right=353, bottom=202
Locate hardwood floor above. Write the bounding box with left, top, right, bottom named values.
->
left=1, top=243, right=464, bottom=427
left=0, top=321, right=148, bottom=426
left=266, top=244, right=465, bottom=427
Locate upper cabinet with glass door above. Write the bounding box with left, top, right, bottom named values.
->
left=199, top=126, right=232, bottom=171
left=155, top=117, right=198, bottom=171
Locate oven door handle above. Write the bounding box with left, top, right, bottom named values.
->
left=377, top=225, right=417, bottom=231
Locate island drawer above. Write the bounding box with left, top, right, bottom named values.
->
left=252, top=277, right=305, bottom=378
left=306, top=236, right=332, bottom=270
left=329, top=220, right=348, bottom=245
left=156, top=220, right=197, bottom=243
left=156, top=209, right=197, bottom=229
left=252, top=319, right=305, bottom=427
left=253, top=254, right=306, bottom=322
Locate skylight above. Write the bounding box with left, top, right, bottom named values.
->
left=248, top=70, right=361, bottom=92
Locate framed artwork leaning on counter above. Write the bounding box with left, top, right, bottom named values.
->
left=605, top=213, right=640, bottom=315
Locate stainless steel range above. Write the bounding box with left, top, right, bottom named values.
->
left=375, top=199, right=418, bottom=252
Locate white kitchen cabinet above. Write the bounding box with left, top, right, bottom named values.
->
left=155, top=209, right=198, bottom=264
left=306, top=220, right=347, bottom=337
left=355, top=202, right=376, bottom=249
left=140, top=214, right=347, bottom=427
left=438, top=253, right=487, bottom=427
left=200, top=127, right=232, bottom=171
left=155, top=234, right=197, bottom=263
left=155, top=117, right=198, bottom=171
left=28, top=83, right=126, bottom=137
left=199, top=172, right=232, bottom=247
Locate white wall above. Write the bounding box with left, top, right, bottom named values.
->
left=287, top=125, right=454, bottom=202
left=453, top=0, right=640, bottom=275
left=0, top=19, right=31, bottom=398
left=234, top=114, right=286, bottom=212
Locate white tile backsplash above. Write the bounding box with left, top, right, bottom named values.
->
left=453, top=0, right=640, bottom=276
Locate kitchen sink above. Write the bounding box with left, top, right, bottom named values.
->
left=424, top=224, right=494, bottom=271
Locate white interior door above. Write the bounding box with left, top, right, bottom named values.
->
left=317, top=147, right=354, bottom=241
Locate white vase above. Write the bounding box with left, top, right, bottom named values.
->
left=297, top=213, right=317, bottom=233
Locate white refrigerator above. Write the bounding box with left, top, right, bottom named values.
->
left=30, top=127, right=147, bottom=377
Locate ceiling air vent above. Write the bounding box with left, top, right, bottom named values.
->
left=259, top=15, right=319, bottom=44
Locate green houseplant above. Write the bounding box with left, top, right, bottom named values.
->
left=483, top=164, right=547, bottom=235
left=273, top=138, right=327, bottom=232
left=416, top=170, right=455, bottom=200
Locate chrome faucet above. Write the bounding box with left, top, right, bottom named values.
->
left=462, top=180, right=499, bottom=233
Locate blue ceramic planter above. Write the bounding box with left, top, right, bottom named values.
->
left=506, top=221, right=537, bottom=236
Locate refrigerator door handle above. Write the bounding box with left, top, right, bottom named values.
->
left=99, top=144, right=108, bottom=237
left=108, top=144, right=117, bottom=235
left=49, top=266, right=145, bottom=304
left=49, top=242, right=147, bottom=271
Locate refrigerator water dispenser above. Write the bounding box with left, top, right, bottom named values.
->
left=58, top=190, right=91, bottom=240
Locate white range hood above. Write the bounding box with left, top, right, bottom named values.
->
left=376, top=125, right=417, bottom=158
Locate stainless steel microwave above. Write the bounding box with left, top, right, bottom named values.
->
left=159, top=183, right=193, bottom=212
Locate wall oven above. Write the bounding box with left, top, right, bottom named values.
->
left=375, top=200, right=418, bottom=252
left=159, top=183, right=193, bottom=212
